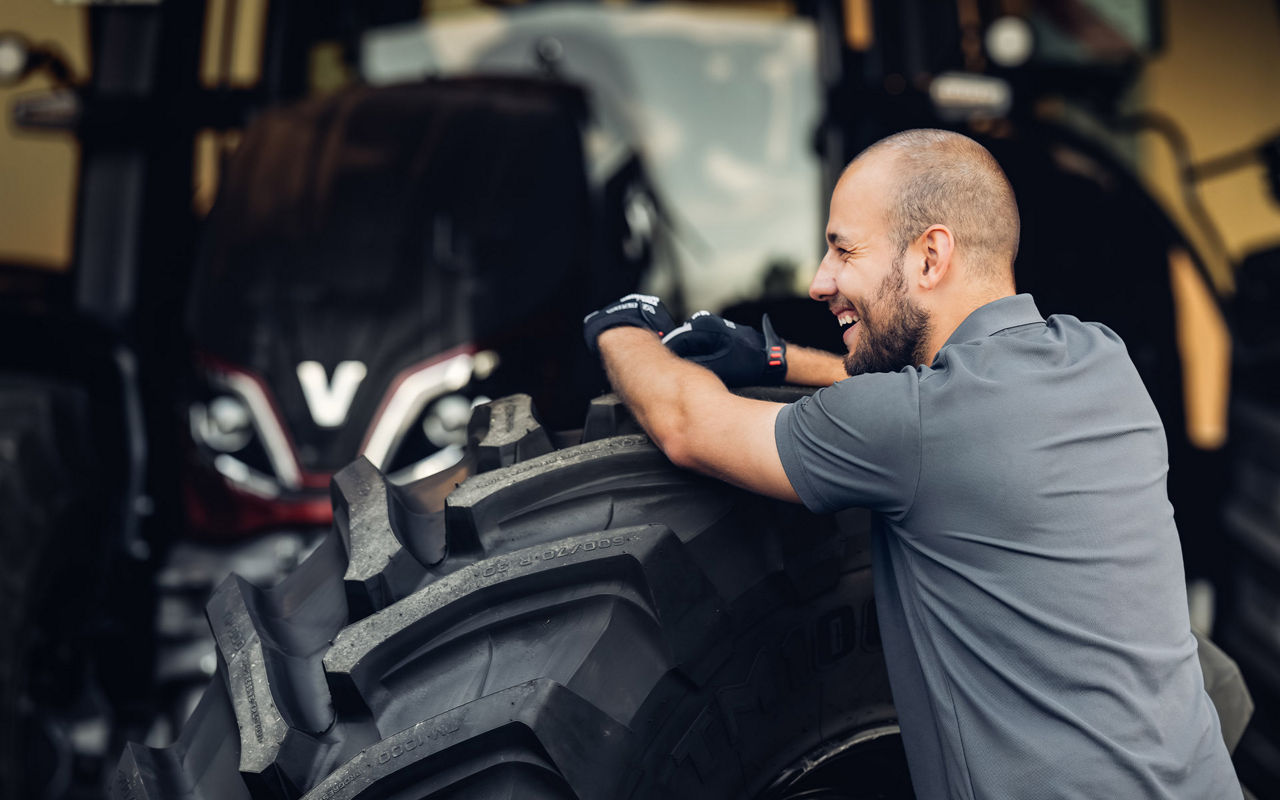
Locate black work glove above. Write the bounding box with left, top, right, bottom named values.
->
left=662, top=311, right=787, bottom=387
left=583, top=293, right=677, bottom=355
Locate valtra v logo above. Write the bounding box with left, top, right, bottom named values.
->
left=297, top=361, right=368, bottom=428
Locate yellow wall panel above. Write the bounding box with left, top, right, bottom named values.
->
left=0, top=0, right=87, bottom=270
left=1140, top=0, right=1280, bottom=290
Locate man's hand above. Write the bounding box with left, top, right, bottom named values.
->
left=662, top=312, right=787, bottom=387
left=583, top=293, right=677, bottom=355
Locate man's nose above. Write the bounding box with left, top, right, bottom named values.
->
left=809, top=255, right=836, bottom=302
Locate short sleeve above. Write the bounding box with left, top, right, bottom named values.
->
left=774, top=370, right=922, bottom=517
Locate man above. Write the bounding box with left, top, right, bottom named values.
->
left=582, top=129, right=1241, bottom=798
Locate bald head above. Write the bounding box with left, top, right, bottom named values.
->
left=847, top=129, right=1020, bottom=282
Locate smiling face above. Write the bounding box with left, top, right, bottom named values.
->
left=810, top=155, right=933, bottom=376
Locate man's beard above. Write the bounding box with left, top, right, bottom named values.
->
left=843, top=256, right=932, bottom=377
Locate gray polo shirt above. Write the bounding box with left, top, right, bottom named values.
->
left=775, top=294, right=1240, bottom=799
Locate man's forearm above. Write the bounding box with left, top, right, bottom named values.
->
left=597, top=326, right=726, bottom=455
left=785, top=344, right=846, bottom=386
left=595, top=324, right=800, bottom=502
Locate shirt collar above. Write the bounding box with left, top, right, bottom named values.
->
left=941, top=293, right=1044, bottom=350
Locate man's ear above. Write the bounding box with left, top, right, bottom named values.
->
left=917, top=225, right=954, bottom=291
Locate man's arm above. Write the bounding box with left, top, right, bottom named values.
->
left=785, top=344, right=847, bottom=387
left=598, top=326, right=801, bottom=503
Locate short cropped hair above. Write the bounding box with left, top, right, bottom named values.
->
left=855, top=129, right=1020, bottom=278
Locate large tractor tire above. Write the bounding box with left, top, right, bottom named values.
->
left=0, top=375, right=111, bottom=800
left=114, top=391, right=910, bottom=799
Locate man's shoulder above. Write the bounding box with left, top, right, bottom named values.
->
left=777, top=367, right=924, bottom=517
left=937, top=311, right=1128, bottom=370
left=1043, top=311, right=1123, bottom=338
left=919, top=312, right=1147, bottom=428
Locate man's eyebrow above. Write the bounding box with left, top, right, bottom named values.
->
left=826, top=232, right=857, bottom=248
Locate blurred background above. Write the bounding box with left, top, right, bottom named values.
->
left=1, top=0, right=1278, bottom=797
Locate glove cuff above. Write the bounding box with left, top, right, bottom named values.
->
left=760, top=314, right=787, bottom=386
